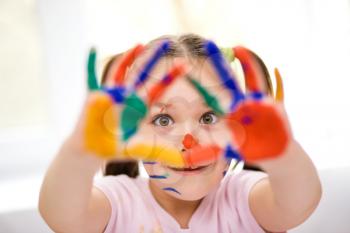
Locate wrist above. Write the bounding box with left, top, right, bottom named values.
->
left=252, top=138, right=299, bottom=172
left=59, top=136, right=104, bottom=171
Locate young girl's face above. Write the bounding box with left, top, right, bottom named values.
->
left=125, top=55, right=233, bottom=201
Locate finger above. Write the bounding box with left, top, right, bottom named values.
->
left=133, top=40, right=170, bottom=89
left=186, top=76, right=225, bottom=115
left=274, top=68, right=284, bottom=102
left=233, top=46, right=266, bottom=98
left=113, top=44, right=144, bottom=86
left=120, top=93, right=148, bottom=141
left=205, top=41, right=245, bottom=109
left=84, top=92, right=118, bottom=158
left=147, top=63, right=187, bottom=105
left=223, top=144, right=242, bottom=161
left=121, top=61, right=185, bottom=141
left=87, top=47, right=100, bottom=91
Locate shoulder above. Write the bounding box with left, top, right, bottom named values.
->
left=92, top=175, right=151, bottom=232
left=93, top=174, right=147, bottom=199
left=220, top=170, right=268, bottom=196
left=214, top=170, right=268, bottom=232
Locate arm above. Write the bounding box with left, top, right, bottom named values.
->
left=39, top=107, right=111, bottom=233
left=204, top=42, right=322, bottom=232
left=249, top=139, right=322, bottom=232
left=39, top=42, right=188, bottom=232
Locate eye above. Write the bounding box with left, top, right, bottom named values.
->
left=152, top=114, right=174, bottom=127
left=200, top=111, right=218, bottom=125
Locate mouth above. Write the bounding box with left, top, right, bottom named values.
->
left=167, top=163, right=214, bottom=175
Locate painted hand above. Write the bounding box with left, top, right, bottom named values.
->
left=82, top=41, right=188, bottom=167
left=208, top=41, right=291, bottom=163
left=185, top=41, right=291, bottom=165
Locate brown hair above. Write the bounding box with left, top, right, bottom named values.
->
left=102, top=33, right=267, bottom=176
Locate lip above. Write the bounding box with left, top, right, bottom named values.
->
left=167, top=162, right=214, bottom=176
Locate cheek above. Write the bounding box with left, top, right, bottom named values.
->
left=194, top=124, right=232, bottom=148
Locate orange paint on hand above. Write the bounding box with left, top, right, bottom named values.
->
left=274, top=68, right=284, bottom=102
left=233, top=46, right=263, bottom=93
left=182, top=133, right=198, bottom=149
left=84, top=92, right=118, bottom=158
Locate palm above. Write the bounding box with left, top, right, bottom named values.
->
left=227, top=99, right=289, bottom=162
left=204, top=42, right=291, bottom=163
left=83, top=42, right=186, bottom=167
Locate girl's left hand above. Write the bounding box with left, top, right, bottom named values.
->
left=199, top=42, right=292, bottom=164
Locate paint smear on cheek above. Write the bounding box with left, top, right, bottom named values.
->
left=163, top=187, right=181, bottom=195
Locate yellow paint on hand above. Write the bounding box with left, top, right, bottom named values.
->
left=84, top=92, right=118, bottom=158
left=274, top=68, right=284, bottom=102
left=123, top=144, right=185, bottom=167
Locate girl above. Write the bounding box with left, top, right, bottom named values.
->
left=39, top=34, right=322, bottom=233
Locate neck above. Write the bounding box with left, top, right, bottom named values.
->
left=149, top=180, right=202, bottom=228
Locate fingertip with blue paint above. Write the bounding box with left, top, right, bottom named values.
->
left=103, top=86, right=126, bottom=103
left=224, top=144, right=242, bottom=161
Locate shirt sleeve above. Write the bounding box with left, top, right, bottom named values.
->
left=224, top=170, right=268, bottom=233
left=93, top=176, right=120, bottom=233
left=94, top=175, right=138, bottom=233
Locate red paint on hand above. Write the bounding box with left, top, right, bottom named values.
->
left=114, top=44, right=144, bottom=86
left=148, top=64, right=186, bottom=105
left=227, top=101, right=290, bottom=162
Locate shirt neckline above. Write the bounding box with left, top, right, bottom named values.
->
left=140, top=176, right=212, bottom=230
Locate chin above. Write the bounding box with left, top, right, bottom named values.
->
left=168, top=190, right=209, bottom=201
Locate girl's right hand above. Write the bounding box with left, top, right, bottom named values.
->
left=68, top=41, right=188, bottom=167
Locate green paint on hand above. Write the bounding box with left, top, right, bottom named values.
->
left=87, top=47, right=99, bottom=91
left=121, top=93, right=148, bottom=141
left=187, top=77, right=225, bottom=115
left=220, top=47, right=235, bottom=62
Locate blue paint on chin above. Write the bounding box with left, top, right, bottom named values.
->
left=163, top=187, right=181, bottom=195
left=149, top=175, right=168, bottom=179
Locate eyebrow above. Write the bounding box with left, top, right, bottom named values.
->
left=153, top=103, right=172, bottom=112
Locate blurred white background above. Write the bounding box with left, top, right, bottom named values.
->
left=0, top=0, right=349, bottom=232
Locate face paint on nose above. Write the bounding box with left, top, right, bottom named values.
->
left=182, top=133, right=198, bottom=149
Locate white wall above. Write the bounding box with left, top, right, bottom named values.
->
left=0, top=0, right=349, bottom=232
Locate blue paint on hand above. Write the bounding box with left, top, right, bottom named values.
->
left=241, top=115, right=253, bottom=125
left=224, top=145, right=242, bottom=161
left=134, top=40, right=170, bottom=88
left=103, top=86, right=126, bottom=103
left=250, top=91, right=264, bottom=100
left=205, top=41, right=245, bottom=108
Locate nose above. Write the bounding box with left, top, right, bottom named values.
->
left=182, top=133, right=198, bottom=149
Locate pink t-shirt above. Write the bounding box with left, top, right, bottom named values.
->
left=94, top=170, right=268, bottom=233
